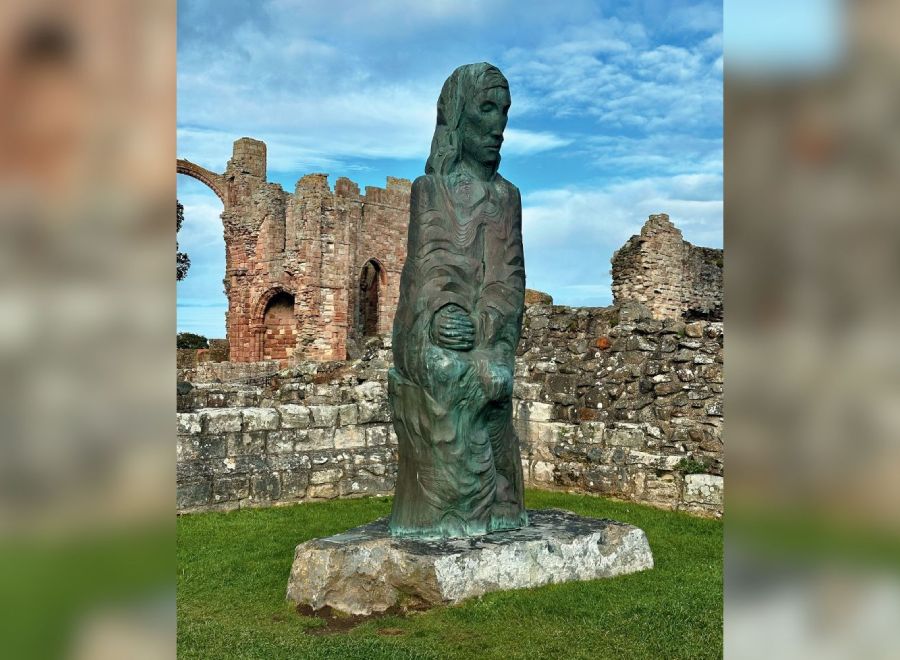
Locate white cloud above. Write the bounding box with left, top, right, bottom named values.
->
left=501, top=18, right=721, bottom=133
left=177, top=182, right=224, bottom=240
left=176, top=1, right=723, bottom=321
left=583, top=132, right=722, bottom=175
left=521, top=172, right=721, bottom=306
left=502, top=129, right=572, bottom=155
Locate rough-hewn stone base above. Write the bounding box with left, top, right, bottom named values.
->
left=286, top=508, right=653, bottom=615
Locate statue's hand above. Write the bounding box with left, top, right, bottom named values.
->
left=432, top=304, right=475, bottom=351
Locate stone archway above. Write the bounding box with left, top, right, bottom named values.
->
left=252, top=287, right=297, bottom=363
left=177, top=158, right=228, bottom=206
left=177, top=159, right=230, bottom=351
left=358, top=259, right=385, bottom=337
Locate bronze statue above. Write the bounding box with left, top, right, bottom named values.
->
left=388, top=63, right=528, bottom=538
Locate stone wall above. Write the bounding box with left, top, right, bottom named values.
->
left=514, top=301, right=723, bottom=516
left=176, top=302, right=723, bottom=517
left=178, top=137, right=410, bottom=364
left=180, top=144, right=721, bottom=363
left=176, top=339, right=229, bottom=369
left=611, top=213, right=723, bottom=321
left=177, top=344, right=397, bottom=512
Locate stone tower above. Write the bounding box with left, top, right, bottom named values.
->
left=611, top=213, right=723, bottom=320
left=178, top=138, right=411, bottom=363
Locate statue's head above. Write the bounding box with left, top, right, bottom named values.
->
left=426, top=62, right=510, bottom=178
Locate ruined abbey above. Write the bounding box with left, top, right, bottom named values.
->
left=178, top=137, right=410, bottom=362
left=177, top=138, right=722, bottom=365
left=177, top=138, right=724, bottom=518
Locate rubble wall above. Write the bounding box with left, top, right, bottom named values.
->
left=176, top=303, right=723, bottom=516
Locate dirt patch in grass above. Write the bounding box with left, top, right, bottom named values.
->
left=296, top=603, right=425, bottom=635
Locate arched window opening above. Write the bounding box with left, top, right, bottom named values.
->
left=176, top=174, right=227, bottom=342
left=262, top=291, right=296, bottom=362
left=358, top=260, right=382, bottom=337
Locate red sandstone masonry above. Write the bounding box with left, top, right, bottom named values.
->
left=178, top=138, right=410, bottom=364
left=179, top=144, right=722, bottom=363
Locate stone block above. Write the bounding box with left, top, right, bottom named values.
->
left=307, top=483, right=338, bottom=499
left=202, top=409, right=242, bottom=434
left=334, top=426, right=366, bottom=450
left=365, top=425, right=390, bottom=447
left=212, top=475, right=249, bottom=503
left=281, top=471, right=310, bottom=499
left=672, top=350, right=694, bottom=363
left=177, top=459, right=208, bottom=482
left=684, top=322, right=704, bottom=338
left=251, top=473, right=281, bottom=501
left=177, top=413, right=202, bottom=435
left=654, top=381, right=684, bottom=396
left=278, top=404, right=311, bottom=429
left=268, top=453, right=312, bottom=472
left=286, top=509, right=653, bottom=616
left=266, top=430, right=295, bottom=454
left=352, top=381, right=384, bottom=401
left=337, top=404, right=359, bottom=426
left=177, top=435, right=199, bottom=461
left=339, top=476, right=393, bottom=497
left=228, top=431, right=266, bottom=456
left=299, top=428, right=334, bottom=450
left=196, top=435, right=228, bottom=460
left=624, top=450, right=682, bottom=470
left=358, top=401, right=392, bottom=424
left=519, top=421, right=575, bottom=459
left=243, top=408, right=279, bottom=432
left=584, top=464, right=627, bottom=494
left=517, top=400, right=555, bottom=422
left=513, top=381, right=543, bottom=400
left=310, top=468, right=343, bottom=485
left=706, top=401, right=723, bottom=416
left=310, top=405, right=339, bottom=428
left=577, top=422, right=606, bottom=444
left=642, top=474, right=679, bottom=507
left=177, top=478, right=211, bottom=509
left=684, top=474, right=724, bottom=506
left=530, top=461, right=555, bottom=483
left=604, top=426, right=646, bottom=449
left=206, top=392, right=228, bottom=408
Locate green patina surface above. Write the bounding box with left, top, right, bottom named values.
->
left=389, top=63, right=527, bottom=539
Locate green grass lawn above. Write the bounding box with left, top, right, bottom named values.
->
left=178, top=490, right=722, bottom=659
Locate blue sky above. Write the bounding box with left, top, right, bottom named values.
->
left=177, top=0, right=723, bottom=337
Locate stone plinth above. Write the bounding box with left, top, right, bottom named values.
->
left=286, top=509, right=653, bottom=616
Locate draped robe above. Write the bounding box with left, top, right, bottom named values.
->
left=388, top=169, right=528, bottom=538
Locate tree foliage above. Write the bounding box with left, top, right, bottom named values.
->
left=177, top=332, right=209, bottom=349
left=177, top=200, right=191, bottom=281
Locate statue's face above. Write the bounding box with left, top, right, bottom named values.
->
left=460, top=83, right=510, bottom=169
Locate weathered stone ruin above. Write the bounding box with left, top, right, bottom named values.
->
left=177, top=140, right=724, bottom=517
left=611, top=213, right=723, bottom=321
left=178, top=140, right=723, bottom=362
left=178, top=301, right=723, bottom=517
left=178, top=137, right=410, bottom=362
